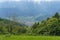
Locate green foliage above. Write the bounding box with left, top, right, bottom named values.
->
left=0, top=18, right=27, bottom=35
left=0, top=12, right=60, bottom=36
left=53, top=12, right=60, bottom=18
left=32, top=12, right=60, bottom=36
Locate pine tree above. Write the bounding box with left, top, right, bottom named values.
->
left=53, top=12, right=60, bottom=18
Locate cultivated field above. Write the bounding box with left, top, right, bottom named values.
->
left=0, top=35, right=60, bottom=40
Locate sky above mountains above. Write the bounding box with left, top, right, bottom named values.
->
left=0, top=0, right=60, bottom=26
left=0, top=0, right=60, bottom=18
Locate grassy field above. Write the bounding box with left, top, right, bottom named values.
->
left=0, top=35, right=60, bottom=40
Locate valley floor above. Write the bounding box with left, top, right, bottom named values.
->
left=0, top=35, right=60, bottom=40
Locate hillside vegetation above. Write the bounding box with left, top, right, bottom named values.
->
left=0, top=12, right=60, bottom=36
left=32, top=12, right=60, bottom=36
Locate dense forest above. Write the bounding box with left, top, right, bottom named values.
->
left=0, top=12, right=60, bottom=36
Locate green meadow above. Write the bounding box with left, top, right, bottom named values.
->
left=0, top=35, right=60, bottom=40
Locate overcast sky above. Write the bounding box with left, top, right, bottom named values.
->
left=0, top=0, right=60, bottom=18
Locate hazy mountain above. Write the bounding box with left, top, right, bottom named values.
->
left=0, top=1, right=60, bottom=26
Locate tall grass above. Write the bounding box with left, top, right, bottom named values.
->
left=0, top=35, right=60, bottom=40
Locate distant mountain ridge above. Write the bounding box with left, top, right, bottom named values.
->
left=0, top=1, right=60, bottom=26
left=0, top=18, right=26, bottom=26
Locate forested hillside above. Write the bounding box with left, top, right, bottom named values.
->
left=0, top=18, right=27, bottom=34
left=0, top=12, right=60, bottom=36
left=32, top=12, right=60, bottom=36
